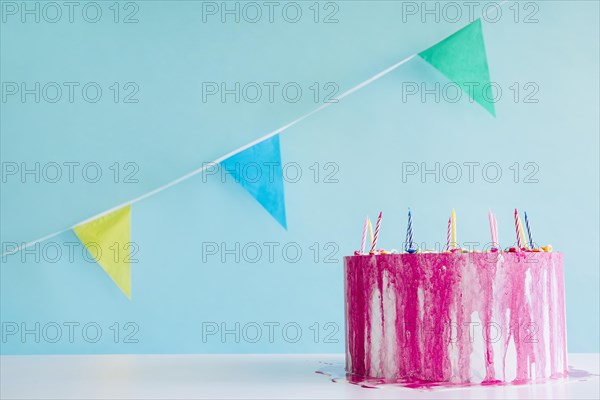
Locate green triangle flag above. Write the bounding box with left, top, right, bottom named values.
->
left=419, top=19, right=495, bottom=116
left=73, top=205, right=132, bottom=299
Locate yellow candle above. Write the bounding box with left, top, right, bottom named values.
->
left=451, top=209, right=457, bottom=249
left=518, top=215, right=528, bottom=249
left=367, top=218, right=374, bottom=247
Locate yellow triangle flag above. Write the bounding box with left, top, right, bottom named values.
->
left=73, top=205, right=132, bottom=299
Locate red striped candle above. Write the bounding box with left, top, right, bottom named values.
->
left=370, top=212, right=382, bottom=253
left=446, top=217, right=451, bottom=251
left=514, top=208, right=522, bottom=248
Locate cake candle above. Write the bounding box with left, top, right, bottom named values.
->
left=405, top=209, right=414, bottom=252
left=518, top=213, right=528, bottom=250
left=488, top=209, right=495, bottom=248
left=451, top=209, right=457, bottom=249
left=367, top=218, right=374, bottom=247
left=524, top=211, right=534, bottom=248
left=370, top=212, right=382, bottom=253
left=360, top=216, right=369, bottom=254
left=514, top=208, right=522, bottom=249
left=446, top=217, right=451, bottom=251
left=493, top=213, right=499, bottom=245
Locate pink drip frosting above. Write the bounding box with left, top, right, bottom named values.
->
left=344, top=252, right=567, bottom=384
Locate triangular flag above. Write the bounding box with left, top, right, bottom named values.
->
left=220, top=135, right=287, bottom=229
left=73, top=205, right=132, bottom=298
left=419, top=19, right=495, bottom=116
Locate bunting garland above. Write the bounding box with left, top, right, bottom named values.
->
left=3, top=18, right=496, bottom=298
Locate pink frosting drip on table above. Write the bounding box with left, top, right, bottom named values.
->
left=344, top=252, right=567, bottom=384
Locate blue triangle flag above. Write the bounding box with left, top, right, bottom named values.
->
left=220, top=135, right=287, bottom=229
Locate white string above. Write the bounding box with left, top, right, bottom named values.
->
left=2, top=9, right=504, bottom=258
left=1, top=54, right=418, bottom=258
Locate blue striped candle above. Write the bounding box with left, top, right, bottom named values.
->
left=524, top=211, right=534, bottom=248
left=406, top=209, right=416, bottom=253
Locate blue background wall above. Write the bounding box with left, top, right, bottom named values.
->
left=1, top=1, right=598, bottom=354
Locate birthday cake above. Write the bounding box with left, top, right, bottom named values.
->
left=344, top=210, right=567, bottom=385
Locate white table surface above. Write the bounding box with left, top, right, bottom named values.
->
left=1, top=353, right=598, bottom=399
